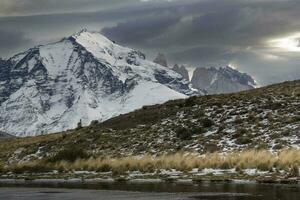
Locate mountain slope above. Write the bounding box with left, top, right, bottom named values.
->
left=191, top=66, right=256, bottom=94
left=0, top=80, right=299, bottom=164
left=0, top=30, right=198, bottom=137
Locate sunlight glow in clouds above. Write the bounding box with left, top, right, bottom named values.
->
left=269, top=33, right=300, bottom=52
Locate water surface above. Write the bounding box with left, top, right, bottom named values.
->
left=0, top=181, right=299, bottom=200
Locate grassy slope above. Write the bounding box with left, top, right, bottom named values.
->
left=0, top=80, right=300, bottom=164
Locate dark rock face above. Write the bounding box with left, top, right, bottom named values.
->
left=153, top=53, right=168, bottom=67
left=0, top=59, right=13, bottom=104
left=220, top=66, right=256, bottom=86
left=191, top=66, right=256, bottom=95
left=153, top=69, right=193, bottom=95
left=172, top=64, right=189, bottom=81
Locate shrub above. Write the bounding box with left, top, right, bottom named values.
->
left=239, top=128, right=248, bottom=134
left=76, top=120, right=83, bottom=130
left=90, top=120, right=99, bottom=126
left=176, top=127, right=192, bottom=140
left=236, top=136, right=252, bottom=145
left=201, top=118, right=214, bottom=128
left=184, top=96, right=198, bottom=107
left=0, top=163, right=4, bottom=173
left=235, top=115, right=243, bottom=124
left=190, top=126, right=203, bottom=135
left=194, top=110, right=205, bottom=119
left=47, top=146, right=89, bottom=163
left=217, top=124, right=226, bottom=133
left=204, top=143, right=220, bottom=153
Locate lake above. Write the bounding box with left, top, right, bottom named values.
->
left=0, top=181, right=299, bottom=199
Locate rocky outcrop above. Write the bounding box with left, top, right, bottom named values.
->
left=153, top=53, right=168, bottom=68
left=172, top=64, right=189, bottom=81
left=191, top=66, right=256, bottom=94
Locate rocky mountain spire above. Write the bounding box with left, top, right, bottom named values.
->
left=172, top=64, right=189, bottom=81
left=153, top=53, right=168, bottom=68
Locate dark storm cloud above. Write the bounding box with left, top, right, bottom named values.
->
left=0, top=0, right=300, bottom=85
left=97, top=0, right=300, bottom=54
left=101, top=14, right=181, bottom=45
left=0, top=0, right=141, bottom=16
left=169, top=46, right=236, bottom=67
left=0, top=30, right=30, bottom=57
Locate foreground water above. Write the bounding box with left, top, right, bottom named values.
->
left=0, top=182, right=299, bottom=200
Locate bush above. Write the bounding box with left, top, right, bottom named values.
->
left=176, top=127, right=192, bottom=140
left=75, top=120, right=83, bottom=130
left=235, top=115, right=243, bottom=124
left=90, top=120, right=99, bottom=126
left=190, top=126, right=203, bottom=135
left=184, top=96, right=198, bottom=107
left=236, top=136, right=252, bottom=145
left=0, top=163, right=4, bottom=173
left=47, top=146, right=89, bottom=163
left=201, top=118, right=214, bottom=128
left=238, top=128, right=248, bottom=135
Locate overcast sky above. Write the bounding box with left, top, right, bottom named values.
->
left=0, top=0, right=300, bottom=85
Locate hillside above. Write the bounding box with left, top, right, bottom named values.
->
left=0, top=80, right=299, bottom=165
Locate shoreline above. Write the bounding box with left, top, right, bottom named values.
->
left=0, top=168, right=299, bottom=187
left=0, top=177, right=299, bottom=190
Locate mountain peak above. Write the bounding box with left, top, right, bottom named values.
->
left=0, top=30, right=198, bottom=136
left=71, top=28, right=93, bottom=37
left=70, top=29, right=113, bottom=46
left=172, top=64, right=189, bottom=81
left=153, top=53, right=168, bottom=68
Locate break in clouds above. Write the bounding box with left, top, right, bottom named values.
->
left=1, top=0, right=300, bottom=85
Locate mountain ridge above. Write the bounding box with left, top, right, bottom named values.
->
left=191, top=66, right=256, bottom=94
left=152, top=53, right=256, bottom=95
left=0, top=30, right=198, bottom=136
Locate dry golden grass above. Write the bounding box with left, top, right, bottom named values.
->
left=5, top=149, right=300, bottom=175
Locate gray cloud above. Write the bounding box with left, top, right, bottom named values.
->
left=0, top=30, right=30, bottom=56
left=0, top=0, right=300, bottom=85
left=101, top=14, right=181, bottom=46
left=0, top=0, right=141, bottom=16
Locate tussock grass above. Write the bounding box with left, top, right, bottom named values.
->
left=5, top=149, right=300, bottom=175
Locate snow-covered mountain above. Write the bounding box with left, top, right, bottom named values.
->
left=191, top=66, right=256, bottom=94
left=152, top=53, right=256, bottom=95
left=0, top=30, right=198, bottom=137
